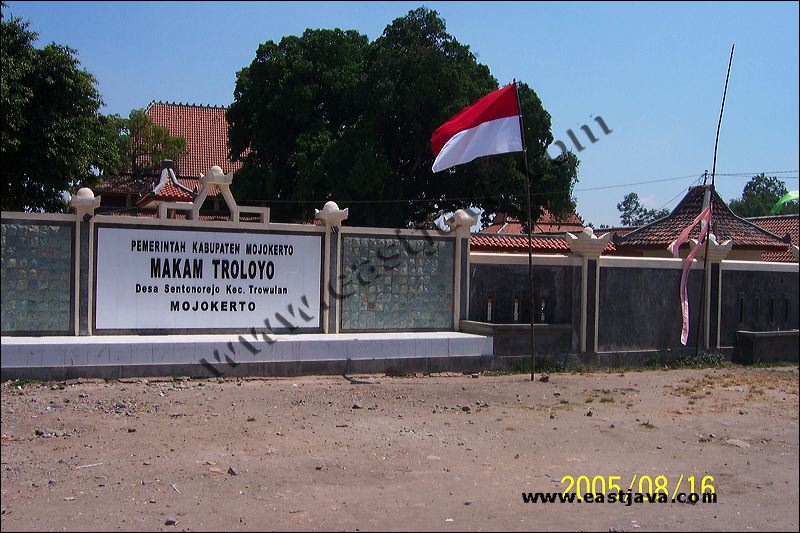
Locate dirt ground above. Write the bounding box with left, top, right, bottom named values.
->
left=1, top=366, right=798, bottom=532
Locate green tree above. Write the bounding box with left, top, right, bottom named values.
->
left=228, top=7, right=578, bottom=226
left=103, top=109, right=187, bottom=179
left=728, top=173, right=798, bottom=217
left=1, top=8, right=113, bottom=211
left=616, top=192, right=669, bottom=226
left=228, top=26, right=370, bottom=222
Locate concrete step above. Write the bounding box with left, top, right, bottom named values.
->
left=1, top=332, right=493, bottom=380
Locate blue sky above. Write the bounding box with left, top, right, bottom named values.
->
left=5, top=1, right=799, bottom=226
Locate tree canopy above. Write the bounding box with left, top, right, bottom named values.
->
left=227, top=7, right=579, bottom=227
left=1, top=5, right=188, bottom=211
left=1, top=9, right=113, bottom=211
left=616, top=192, right=669, bottom=226
left=101, top=109, right=188, bottom=179
left=728, top=173, right=798, bottom=217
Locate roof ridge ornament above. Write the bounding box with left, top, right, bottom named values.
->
left=445, top=209, right=478, bottom=237
left=193, top=166, right=268, bottom=224
left=315, top=201, right=349, bottom=228
left=152, top=160, right=194, bottom=196
left=689, top=233, right=733, bottom=262
left=566, top=227, right=611, bottom=257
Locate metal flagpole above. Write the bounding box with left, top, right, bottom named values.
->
left=513, top=80, right=536, bottom=382
left=695, top=44, right=735, bottom=357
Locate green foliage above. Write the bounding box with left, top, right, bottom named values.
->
left=1, top=9, right=113, bottom=212
left=483, top=359, right=530, bottom=376
left=228, top=7, right=578, bottom=226
left=728, top=173, right=798, bottom=217
left=752, top=360, right=797, bottom=368
left=6, top=378, right=38, bottom=388
left=644, top=353, right=662, bottom=369
left=617, top=192, right=670, bottom=226
left=484, top=357, right=571, bottom=376
left=103, top=109, right=188, bottom=178
left=674, top=351, right=729, bottom=369
left=536, top=358, right=567, bottom=374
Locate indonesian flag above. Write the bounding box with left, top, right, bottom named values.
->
left=431, top=84, right=523, bottom=172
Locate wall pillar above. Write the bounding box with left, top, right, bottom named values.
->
left=692, top=234, right=733, bottom=350
left=315, top=201, right=349, bottom=334
left=70, top=188, right=100, bottom=336
left=566, top=228, right=610, bottom=353
left=446, top=210, right=478, bottom=332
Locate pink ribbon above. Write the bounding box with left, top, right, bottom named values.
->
left=667, top=205, right=711, bottom=257
left=668, top=204, right=712, bottom=345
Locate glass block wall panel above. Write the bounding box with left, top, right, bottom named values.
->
left=340, top=235, right=454, bottom=331
left=1, top=222, right=73, bottom=333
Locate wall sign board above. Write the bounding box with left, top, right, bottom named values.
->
left=94, top=226, right=322, bottom=332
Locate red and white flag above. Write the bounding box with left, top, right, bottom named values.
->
left=431, top=84, right=523, bottom=172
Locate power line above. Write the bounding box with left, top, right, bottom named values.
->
left=572, top=173, right=701, bottom=193
left=715, top=170, right=797, bottom=176
left=241, top=171, right=798, bottom=205
left=654, top=175, right=706, bottom=213
left=96, top=170, right=796, bottom=209
left=242, top=172, right=706, bottom=205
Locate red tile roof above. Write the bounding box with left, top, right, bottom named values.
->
left=135, top=176, right=224, bottom=206
left=474, top=192, right=794, bottom=259
left=747, top=215, right=799, bottom=262
left=747, top=215, right=799, bottom=245
left=179, top=178, right=220, bottom=197
left=96, top=207, right=160, bottom=217
left=617, top=186, right=789, bottom=251
left=93, top=173, right=221, bottom=201
left=760, top=250, right=797, bottom=263
left=137, top=178, right=220, bottom=206
left=93, top=102, right=236, bottom=203
left=93, top=174, right=153, bottom=196
left=144, top=181, right=192, bottom=204
left=597, top=226, right=637, bottom=236
left=469, top=233, right=617, bottom=254
left=470, top=234, right=570, bottom=253
left=481, top=209, right=585, bottom=234
left=146, top=102, right=242, bottom=178
left=135, top=166, right=197, bottom=207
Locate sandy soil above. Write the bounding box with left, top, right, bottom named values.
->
left=1, top=366, right=798, bottom=532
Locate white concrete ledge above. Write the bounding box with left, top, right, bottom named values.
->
left=1, top=332, right=493, bottom=369
left=2, top=212, right=76, bottom=223
left=721, top=260, right=798, bottom=272
left=91, top=214, right=326, bottom=234
left=600, top=256, right=694, bottom=269
left=469, top=253, right=579, bottom=266
left=340, top=226, right=454, bottom=238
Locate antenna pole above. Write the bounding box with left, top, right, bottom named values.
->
left=695, top=44, right=734, bottom=357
